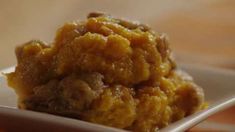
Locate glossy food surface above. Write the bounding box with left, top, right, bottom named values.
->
left=7, top=13, right=205, bottom=132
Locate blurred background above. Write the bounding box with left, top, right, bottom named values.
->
left=1, top=0, right=235, bottom=69
left=0, top=0, right=234, bottom=131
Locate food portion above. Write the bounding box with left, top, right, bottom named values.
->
left=6, top=13, right=205, bottom=132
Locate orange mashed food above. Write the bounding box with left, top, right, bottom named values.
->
left=7, top=13, right=205, bottom=132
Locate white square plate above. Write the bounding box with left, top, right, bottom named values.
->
left=0, top=64, right=235, bottom=132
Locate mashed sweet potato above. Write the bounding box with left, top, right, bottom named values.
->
left=6, top=12, right=205, bottom=132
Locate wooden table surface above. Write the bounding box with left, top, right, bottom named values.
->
left=0, top=0, right=234, bottom=131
